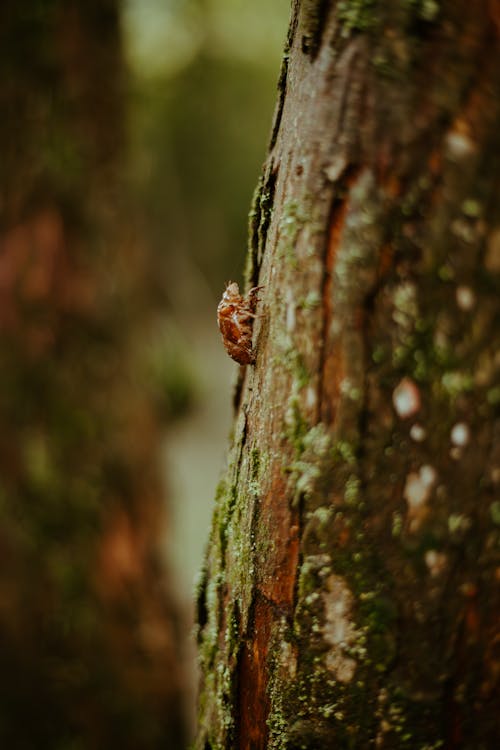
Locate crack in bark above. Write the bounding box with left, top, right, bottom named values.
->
left=317, top=193, right=345, bottom=423
left=269, top=1, right=300, bottom=151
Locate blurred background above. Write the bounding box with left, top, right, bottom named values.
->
left=122, top=0, right=288, bottom=590
left=0, top=0, right=288, bottom=746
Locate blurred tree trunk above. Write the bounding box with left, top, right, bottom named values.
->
left=0, top=2, right=187, bottom=748
left=196, top=1, right=500, bottom=748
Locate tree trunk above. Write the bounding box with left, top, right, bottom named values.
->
left=0, top=3, right=187, bottom=747
left=196, top=1, right=500, bottom=748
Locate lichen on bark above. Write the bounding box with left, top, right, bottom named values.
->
left=196, top=1, right=500, bottom=748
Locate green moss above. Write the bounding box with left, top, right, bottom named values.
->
left=338, top=0, right=377, bottom=35
left=487, top=386, right=500, bottom=405
left=278, top=199, right=308, bottom=267
left=438, top=264, right=454, bottom=281
left=389, top=301, right=476, bottom=389
left=392, top=512, right=403, bottom=537
left=250, top=447, right=261, bottom=483
left=284, top=396, right=310, bottom=451
left=372, top=689, right=445, bottom=747
left=23, top=433, right=55, bottom=490
left=284, top=348, right=310, bottom=388
left=297, top=553, right=331, bottom=601
left=440, top=370, right=474, bottom=396
left=285, top=420, right=333, bottom=508
left=372, top=345, right=386, bottom=363
left=448, top=513, right=471, bottom=536
left=344, top=474, right=361, bottom=505
left=298, top=290, right=321, bottom=310
left=286, top=422, right=411, bottom=739
left=490, top=502, right=500, bottom=526
left=407, top=0, right=440, bottom=22
left=213, top=478, right=239, bottom=560
left=461, top=198, right=482, bottom=218
left=247, top=167, right=277, bottom=281
left=333, top=439, right=357, bottom=466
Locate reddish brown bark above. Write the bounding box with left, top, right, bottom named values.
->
left=197, top=1, right=500, bottom=748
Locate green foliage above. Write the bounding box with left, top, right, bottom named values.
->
left=143, top=323, right=197, bottom=421
left=129, top=52, right=281, bottom=293
left=125, top=0, right=289, bottom=297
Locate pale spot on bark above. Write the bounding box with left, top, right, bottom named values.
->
left=425, top=549, right=447, bottom=577
left=305, top=385, right=317, bottom=410
left=445, top=129, right=476, bottom=159
left=322, top=574, right=360, bottom=683
left=410, top=423, right=426, bottom=442
left=456, top=285, right=475, bottom=310
left=325, top=153, right=348, bottom=182
left=393, top=377, right=421, bottom=418
left=404, top=465, right=437, bottom=531
left=451, top=422, right=470, bottom=447
left=420, top=465, right=437, bottom=486
left=279, top=638, right=297, bottom=678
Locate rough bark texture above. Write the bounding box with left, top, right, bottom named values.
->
left=196, top=1, right=500, bottom=748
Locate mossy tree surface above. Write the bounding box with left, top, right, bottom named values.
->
left=196, top=1, right=500, bottom=748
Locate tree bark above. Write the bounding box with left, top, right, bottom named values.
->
left=196, top=1, right=500, bottom=748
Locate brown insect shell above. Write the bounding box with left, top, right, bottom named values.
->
left=217, top=281, right=262, bottom=365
